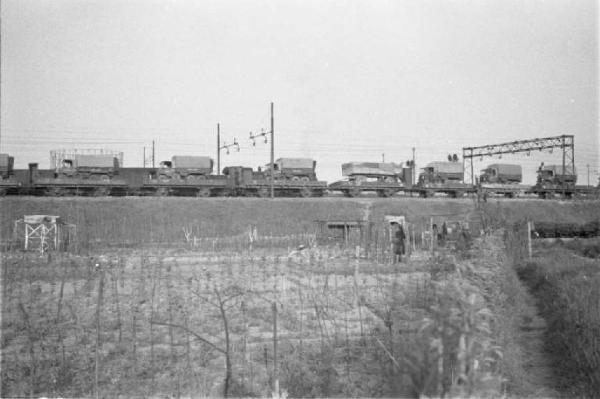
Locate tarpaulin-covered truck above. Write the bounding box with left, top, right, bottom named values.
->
left=536, top=164, right=577, bottom=186
left=480, top=164, right=522, bottom=184
left=157, top=156, right=214, bottom=181
left=418, top=161, right=464, bottom=184
left=266, top=158, right=317, bottom=181
left=57, top=154, right=120, bottom=179
left=0, top=153, right=20, bottom=195
left=0, top=153, right=14, bottom=179
left=415, top=161, right=473, bottom=198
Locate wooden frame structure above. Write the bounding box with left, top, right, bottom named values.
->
left=14, top=215, right=76, bottom=252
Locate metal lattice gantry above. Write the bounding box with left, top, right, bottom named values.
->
left=462, top=134, right=575, bottom=185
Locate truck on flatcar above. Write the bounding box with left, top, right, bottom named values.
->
left=530, top=163, right=578, bottom=198
left=0, top=153, right=20, bottom=195
left=536, top=163, right=577, bottom=187
left=416, top=161, right=473, bottom=197
left=480, top=164, right=522, bottom=184
left=479, top=163, right=525, bottom=198
left=156, top=156, right=214, bottom=182
left=31, top=154, right=126, bottom=196
left=225, top=164, right=327, bottom=197
left=143, top=156, right=224, bottom=196
left=328, top=161, right=410, bottom=197
left=264, top=158, right=317, bottom=181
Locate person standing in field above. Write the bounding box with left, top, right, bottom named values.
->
left=393, top=223, right=406, bottom=263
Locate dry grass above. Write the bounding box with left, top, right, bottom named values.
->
left=2, top=197, right=599, bottom=397
left=1, top=234, right=524, bottom=398
left=516, top=247, right=600, bottom=397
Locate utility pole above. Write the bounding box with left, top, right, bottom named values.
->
left=412, top=147, right=416, bottom=185
left=249, top=102, right=275, bottom=198
left=218, top=125, right=239, bottom=173
left=272, top=301, right=278, bottom=396
left=152, top=140, right=155, bottom=168
left=143, top=147, right=146, bottom=168
left=587, top=164, right=590, bottom=187
left=270, top=102, right=274, bottom=199
left=382, top=153, right=385, bottom=163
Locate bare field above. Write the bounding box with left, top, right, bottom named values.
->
left=1, top=247, right=432, bottom=397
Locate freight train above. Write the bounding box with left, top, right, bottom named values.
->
left=1, top=152, right=598, bottom=199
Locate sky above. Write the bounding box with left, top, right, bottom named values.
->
left=1, top=0, right=598, bottom=184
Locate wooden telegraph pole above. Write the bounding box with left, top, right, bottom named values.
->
left=270, top=102, right=274, bottom=199
left=217, top=123, right=220, bottom=175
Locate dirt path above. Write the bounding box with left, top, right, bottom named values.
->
left=516, top=288, right=563, bottom=397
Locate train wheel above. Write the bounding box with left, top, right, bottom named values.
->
left=257, top=188, right=270, bottom=198
left=299, top=187, right=312, bottom=197
left=196, top=187, right=210, bottom=197
left=347, top=187, right=361, bottom=197
left=377, top=189, right=395, bottom=198
left=46, top=187, right=63, bottom=196
left=95, top=187, right=109, bottom=196
left=291, top=176, right=301, bottom=182
left=354, top=176, right=366, bottom=185
left=156, top=187, right=169, bottom=196
left=300, top=176, right=310, bottom=182
left=384, top=176, right=395, bottom=183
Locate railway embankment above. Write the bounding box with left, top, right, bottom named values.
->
left=1, top=197, right=599, bottom=245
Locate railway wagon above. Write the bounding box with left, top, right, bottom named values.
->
left=28, top=153, right=128, bottom=196
left=224, top=165, right=327, bottom=197
left=139, top=156, right=327, bottom=197
left=329, top=162, right=410, bottom=198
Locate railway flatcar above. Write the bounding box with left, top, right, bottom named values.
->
left=4, top=148, right=599, bottom=199
left=328, top=162, right=412, bottom=197
left=530, top=163, right=579, bottom=198
left=416, top=161, right=473, bottom=198
left=479, top=164, right=528, bottom=198
left=29, top=154, right=127, bottom=196
left=263, top=158, right=318, bottom=181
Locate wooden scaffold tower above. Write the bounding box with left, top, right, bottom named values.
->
left=13, top=215, right=76, bottom=252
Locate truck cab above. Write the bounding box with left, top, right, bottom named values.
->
left=264, top=158, right=317, bottom=181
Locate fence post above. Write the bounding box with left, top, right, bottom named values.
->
left=430, top=218, right=434, bottom=254
left=527, top=221, right=532, bottom=260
